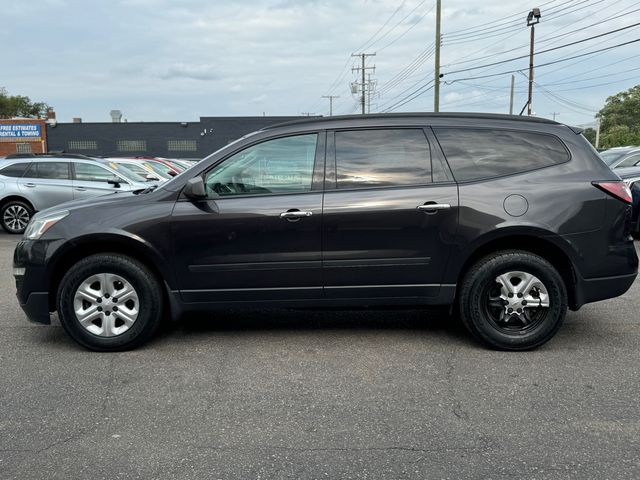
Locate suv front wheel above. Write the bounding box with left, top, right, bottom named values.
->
left=57, top=254, right=163, bottom=351
left=459, top=250, right=568, bottom=350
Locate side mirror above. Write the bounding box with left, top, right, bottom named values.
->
left=107, top=177, right=122, bottom=188
left=183, top=176, right=207, bottom=199
left=167, top=170, right=178, bottom=177
left=145, top=174, right=160, bottom=182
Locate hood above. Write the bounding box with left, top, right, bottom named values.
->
left=35, top=190, right=147, bottom=218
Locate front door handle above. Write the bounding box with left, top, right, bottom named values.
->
left=417, top=203, right=451, bottom=214
left=75, top=187, right=87, bottom=191
left=280, top=210, right=313, bottom=220
left=24, top=183, right=36, bottom=188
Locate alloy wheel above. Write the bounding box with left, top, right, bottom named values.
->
left=3, top=205, right=30, bottom=232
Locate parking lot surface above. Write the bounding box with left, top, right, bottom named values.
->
left=1, top=232, right=639, bottom=479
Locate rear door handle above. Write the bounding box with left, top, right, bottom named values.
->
left=417, top=203, right=451, bottom=213
left=75, top=187, right=87, bottom=191
left=280, top=210, right=313, bottom=220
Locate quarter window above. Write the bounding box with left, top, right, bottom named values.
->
left=205, top=134, right=318, bottom=197
left=434, top=128, right=569, bottom=181
left=335, top=129, right=431, bottom=189
left=0, top=162, right=30, bottom=178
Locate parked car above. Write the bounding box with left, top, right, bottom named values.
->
left=99, top=158, right=165, bottom=182
left=133, top=156, right=182, bottom=176
left=600, top=146, right=640, bottom=169
left=0, top=156, right=150, bottom=234
left=14, top=113, right=637, bottom=351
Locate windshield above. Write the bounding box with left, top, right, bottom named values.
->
left=600, top=150, right=627, bottom=166
left=101, top=161, right=147, bottom=183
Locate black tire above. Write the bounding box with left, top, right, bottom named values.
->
left=1, top=199, right=34, bottom=234
left=57, top=254, right=163, bottom=351
left=458, top=250, right=567, bottom=351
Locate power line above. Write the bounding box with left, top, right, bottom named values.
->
left=443, top=21, right=640, bottom=76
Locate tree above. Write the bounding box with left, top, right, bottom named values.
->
left=0, top=87, right=49, bottom=119
left=582, top=127, right=596, bottom=146
left=596, top=85, right=640, bottom=148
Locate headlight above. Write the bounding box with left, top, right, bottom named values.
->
left=24, top=210, right=69, bottom=240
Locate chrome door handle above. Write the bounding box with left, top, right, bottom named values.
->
left=24, top=183, right=36, bottom=188
left=280, top=210, right=313, bottom=219
left=417, top=203, right=451, bottom=212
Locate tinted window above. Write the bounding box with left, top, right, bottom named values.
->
left=27, top=162, right=70, bottom=180
left=616, top=154, right=640, bottom=169
left=0, top=162, right=30, bottom=177
left=434, top=128, right=569, bottom=181
left=205, top=134, right=317, bottom=196
left=335, top=129, right=431, bottom=189
left=74, top=163, right=117, bottom=182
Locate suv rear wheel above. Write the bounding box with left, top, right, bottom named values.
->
left=1, top=199, right=34, bottom=234
left=459, top=250, right=567, bottom=350
left=57, top=254, right=163, bottom=351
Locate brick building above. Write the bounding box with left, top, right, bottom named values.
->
left=0, top=118, right=48, bottom=156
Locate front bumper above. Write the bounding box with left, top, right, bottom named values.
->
left=18, top=291, right=51, bottom=324
left=14, top=238, right=57, bottom=325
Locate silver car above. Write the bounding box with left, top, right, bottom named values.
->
left=0, top=156, right=150, bottom=234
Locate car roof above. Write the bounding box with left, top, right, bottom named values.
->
left=262, top=112, right=562, bottom=131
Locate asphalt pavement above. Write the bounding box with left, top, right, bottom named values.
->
left=1, top=232, right=639, bottom=479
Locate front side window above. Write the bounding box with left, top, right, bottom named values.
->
left=335, top=129, right=431, bottom=189
left=205, top=134, right=318, bottom=197
left=0, top=162, right=30, bottom=178
left=434, top=128, right=569, bottom=182
left=27, top=162, right=70, bottom=180
left=74, top=163, right=117, bottom=182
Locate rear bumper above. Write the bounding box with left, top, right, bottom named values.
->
left=18, top=291, right=51, bottom=325
left=573, top=271, right=637, bottom=310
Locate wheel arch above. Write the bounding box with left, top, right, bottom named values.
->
left=0, top=195, right=36, bottom=213
left=453, top=231, right=579, bottom=310
left=48, top=233, right=174, bottom=312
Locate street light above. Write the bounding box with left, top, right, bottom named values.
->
left=527, top=8, right=541, bottom=116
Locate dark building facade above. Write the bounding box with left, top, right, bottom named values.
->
left=45, top=116, right=305, bottom=159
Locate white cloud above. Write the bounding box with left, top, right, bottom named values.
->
left=1, top=0, right=637, bottom=123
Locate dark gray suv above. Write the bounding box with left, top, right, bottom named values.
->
left=13, top=113, right=638, bottom=351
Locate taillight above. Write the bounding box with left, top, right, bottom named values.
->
left=593, top=181, right=633, bottom=204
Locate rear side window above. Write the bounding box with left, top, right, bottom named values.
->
left=74, top=163, right=116, bottom=182
left=25, top=162, right=71, bottom=180
left=434, top=128, right=569, bottom=182
left=0, top=162, right=30, bottom=177
left=335, top=129, right=431, bottom=189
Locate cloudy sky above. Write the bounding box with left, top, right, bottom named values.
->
left=2, top=0, right=638, bottom=125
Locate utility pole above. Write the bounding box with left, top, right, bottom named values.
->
left=366, top=73, right=377, bottom=113
left=550, top=112, right=559, bottom=121
left=526, top=8, right=541, bottom=116
left=596, top=118, right=601, bottom=149
left=434, top=0, right=442, bottom=112
left=321, top=95, right=340, bottom=116
left=351, top=53, right=376, bottom=114
left=509, top=74, right=515, bottom=115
